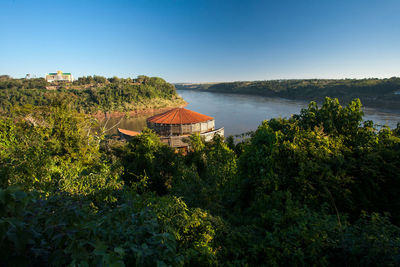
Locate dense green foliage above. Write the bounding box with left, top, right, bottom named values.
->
left=0, top=104, right=122, bottom=200
left=0, top=76, right=183, bottom=114
left=1, top=97, right=400, bottom=266
left=176, top=77, right=400, bottom=109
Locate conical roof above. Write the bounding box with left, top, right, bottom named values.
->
left=147, top=108, right=213, bottom=124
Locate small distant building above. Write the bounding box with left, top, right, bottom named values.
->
left=146, top=108, right=224, bottom=148
left=45, top=70, right=74, bottom=82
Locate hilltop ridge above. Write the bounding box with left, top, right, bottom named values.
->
left=0, top=75, right=186, bottom=115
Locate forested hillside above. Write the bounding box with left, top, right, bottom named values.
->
left=0, top=75, right=185, bottom=114
left=1, top=97, right=400, bottom=266
left=176, top=77, right=400, bottom=109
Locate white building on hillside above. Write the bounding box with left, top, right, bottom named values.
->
left=46, top=71, right=74, bottom=82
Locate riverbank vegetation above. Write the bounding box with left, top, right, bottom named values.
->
left=1, top=96, right=399, bottom=266
left=0, top=75, right=185, bottom=114
left=176, top=77, right=400, bottom=110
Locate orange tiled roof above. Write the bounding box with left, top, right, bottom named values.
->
left=147, top=108, right=213, bottom=124
left=118, top=128, right=141, bottom=136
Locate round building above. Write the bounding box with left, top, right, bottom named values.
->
left=146, top=108, right=224, bottom=148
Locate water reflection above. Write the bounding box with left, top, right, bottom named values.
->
left=100, top=115, right=149, bottom=136
left=101, top=90, right=400, bottom=136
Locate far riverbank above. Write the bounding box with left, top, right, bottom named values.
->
left=175, top=78, right=400, bottom=111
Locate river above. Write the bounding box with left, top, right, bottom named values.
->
left=103, top=90, right=400, bottom=136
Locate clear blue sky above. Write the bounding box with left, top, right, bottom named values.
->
left=1, top=0, right=399, bottom=82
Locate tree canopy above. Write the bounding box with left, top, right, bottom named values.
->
left=1, top=95, right=400, bottom=265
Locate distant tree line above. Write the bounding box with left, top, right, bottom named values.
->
left=0, top=77, right=47, bottom=90
left=176, top=77, right=400, bottom=109
left=73, top=75, right=157, bottom=85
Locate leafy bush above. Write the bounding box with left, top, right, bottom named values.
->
left=116, top=129, right=180, bottom=195
left=0, top=103, right=123, bottom=201
left=0, top=188, right=182, bottom=266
